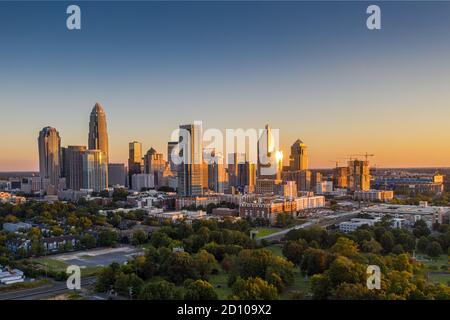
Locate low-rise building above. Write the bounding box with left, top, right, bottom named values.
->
left=354, top=190, right=394, bottom=202
left=361, top=202, right=447, bottom=228
left=2, top=222, right=32, bottom=233
left=339, top=217, right=381, bottom=233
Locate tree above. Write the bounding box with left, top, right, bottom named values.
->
left=131, top=230, right=148, bottom=246
left=138, top=279, right=182, bottom=300
left=98, top=229, right=118, bottom=247
left=426, top=241, right=443, bottom=258
left=361, top=239, right=382, bottom=254
left=114, top=273, right=143, bottom=299
left=161, top=252, right=198, bottom=285
left=413, top=220, right=430, bottom=238
left=417, top=236, right=430, bottom=253
left=327, top=256, right=365, bottom=287
left=231, top=277, right=278, bottom=300
left=310, top=273, right=330, bottom=300
left=234, top=249, right=294, bottom=289
left=96, top=263, right=121, bottom=292
left=183, top=279, right=218, bottom=300
left=112, top=188, right=128, bottom=202
left=379, top=231, right=395, bottom=253
left=282, top=240, right=306, bottom=265
left=80, top=233, right=97, bottom=249
left=330, top=237, right=359, bottom=258
left=193, top=250, right=219, bottom=278
left=300, top=248, right=332, bottom=276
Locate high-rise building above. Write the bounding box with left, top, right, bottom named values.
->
left=334, top=167, right=348, bottom=189
left=177, top=122, right=203, bottom=196
left=144, top=147, right=166, bottom=187
left=311, top=171, right=322, bottom=191
left=289, top=139, right=308, bottom=171
left=83, top=150, right=108, bottom=192
left=88, top=102, right=109, bottom=186
left=348, top=159, right=370, bottom=192
left=167, top=141, right=178, bottom=172
left=108, top=163, right=127, bottom=187
left=128, top=141, right=143, bottom=188
left=131, top=173, right=154, bottom=191
left=38, top=127, right=62, bottom=195
left=208, top=152, right=228, bottom=193
left=237, top=160, right=256, bottom=192
left=257, top=124, right=282, bottom=180
left=63, top=146, right=87, bottom=190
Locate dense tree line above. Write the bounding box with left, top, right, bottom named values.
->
left=282, top=220, right=450, bottom=300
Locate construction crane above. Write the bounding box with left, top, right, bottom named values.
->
left=329, top=158, right=347, bottom=168
left=348, top=153, right=374, bottom=162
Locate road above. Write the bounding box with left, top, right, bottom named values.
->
left=256, top=211, right=360, bottom=242
left=0, top=276, right=96, bottom=300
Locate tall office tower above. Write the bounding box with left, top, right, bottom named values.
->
left=88, top=102, right=109, bottom=186
left=227, top=153, right=238, bottom=187
left=311, top=171, right=322, bottom=191
left=236, top=160, right=256, bottom=193
left=108, top=163, right=127, bottom=187
left=207, top=152, right=228, bottom=193
left=177, top=122, right=203, bottom=196
left=167, top=141, right=178, bottom=173
left=38, top=127, right=62, bottom=195
left=144, top=147, right=166, bottom=187
left=128, top=141, right=143, bottom=188
left=334, top=167, right=348, bottom=189
left=298, top=170, right=312, bottom=191
left=202, top=161, right=209, bottom=192
left=63, top=146, right=87, bottom=190
left=83, top=150, right=107, bottom=192
left=347, top=159, right=370, bottom=192
left=289, top=139, right=308, bottom=171
left=257, top=124, right=280, bottom=179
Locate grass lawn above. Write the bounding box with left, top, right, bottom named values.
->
left=255, top=227, right=284, bottom=238
left=428, top=272, right=450, bottom=285
left=265, top=244, right=284, bottom=257
left=209, top=272, right=232, bottom=300
left=281, top=270, right=311, bottom=299
left=32, top=257, right=101, bottom=277
left=416, top=254, right=450, bottom=286
left=33, top=257, right=68, bottom=272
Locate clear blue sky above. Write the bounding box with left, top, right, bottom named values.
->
left=2, top=1, right=450, bottom=170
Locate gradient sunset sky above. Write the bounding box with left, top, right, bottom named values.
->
left=1, top=1, right=450, bottom=171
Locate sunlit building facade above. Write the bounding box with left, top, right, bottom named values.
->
left=38, top=126, right=62, bottom=195
left=83, top=150, right=107, bottom=192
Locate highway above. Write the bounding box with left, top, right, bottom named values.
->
left=0, top=276, right=96, bottom=300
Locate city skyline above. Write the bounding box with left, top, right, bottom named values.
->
left=2, top=2, right=450, bottom=170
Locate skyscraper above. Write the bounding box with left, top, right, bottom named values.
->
left=108, top=163, right=127, bottom=187
left=347, top=159, right=370, bottom=192
left=257, top=124, right=281, bottom=179
left=209, top=152, right=228, bottom=193
left=289, top=139, right=308, bottom=171
left=167, top=141, right=178, bottom=172
left=88, top=102, right=109, bottom=186
left=144, top=147, right=166, bottom=187
left=177, top=122, right=203, bottom=196
left=63, top=146, right=87, bottom=190
left=83, top=150, right=108, bottom=192
left=38, top=126, right=62, bottom=195
left=128, top=141, right=143, bottom=188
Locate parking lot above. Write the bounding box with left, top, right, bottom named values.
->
left=50, top=245, right=143, bottom=268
